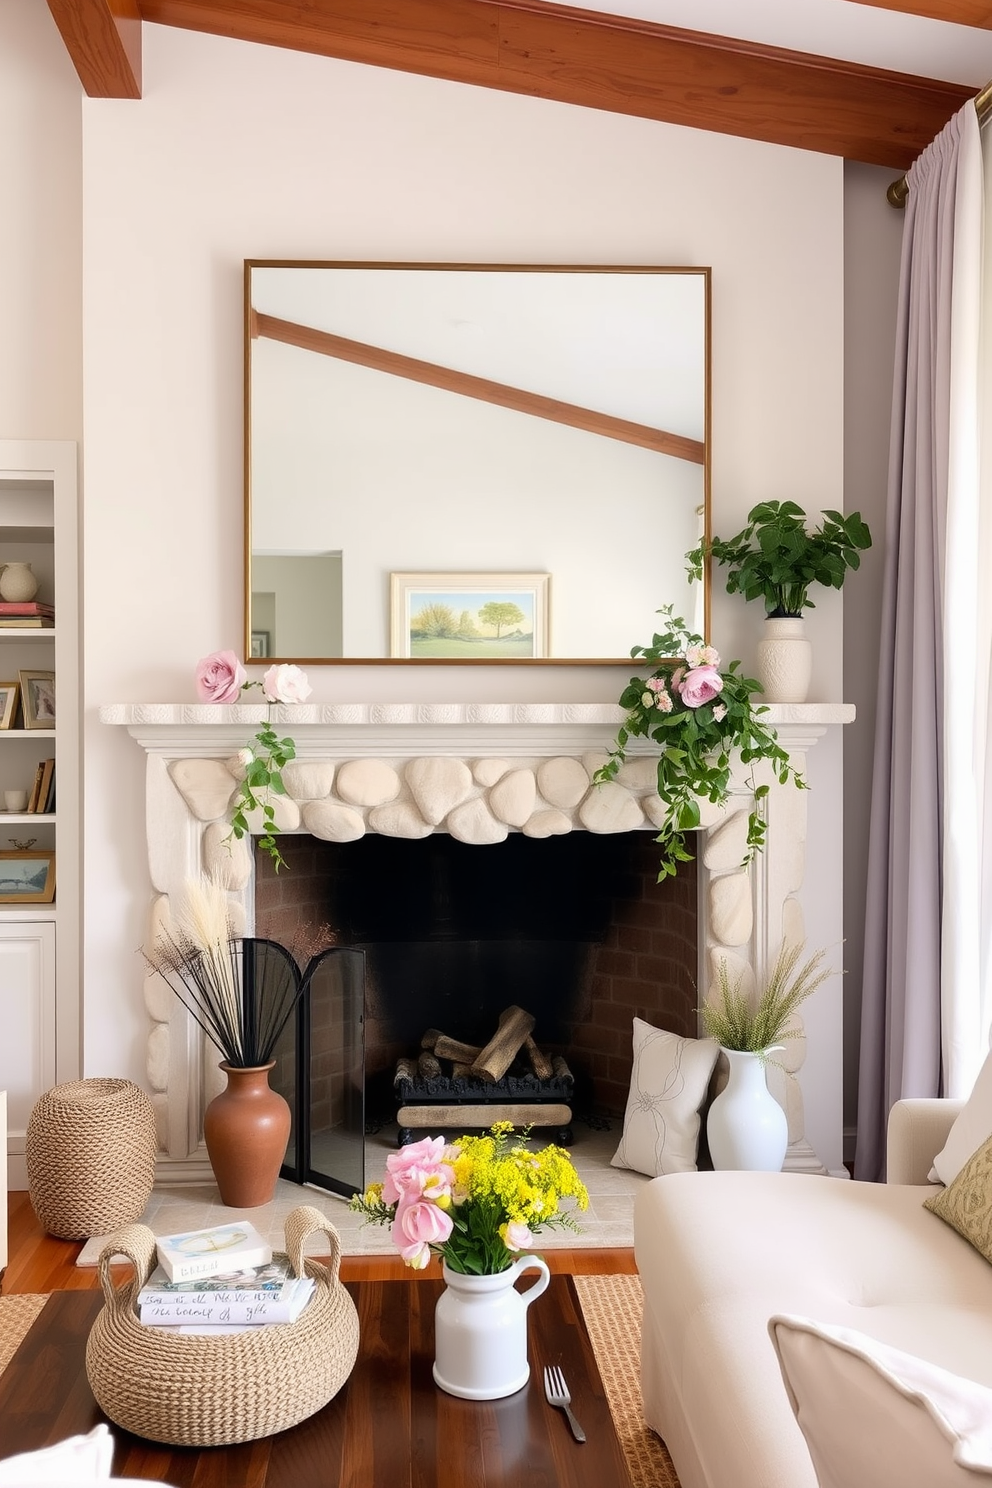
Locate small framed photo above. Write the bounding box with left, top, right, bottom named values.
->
left=390, top=572, right=550, bottom=659
left=250, top=631, right=270, bottom=659
left=18, top=670, right=55, bottom=729
left=0, top=850, right=55, bottom=904
left=0, top=682, right=19, bottom=730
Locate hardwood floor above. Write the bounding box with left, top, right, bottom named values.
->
left=1, top=1191, right=637, bottom=1294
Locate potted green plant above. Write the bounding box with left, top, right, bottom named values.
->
left=685, top=501, right=872, bottom=702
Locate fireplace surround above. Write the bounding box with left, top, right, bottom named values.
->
left=101, top=699, right=853, bottom=1181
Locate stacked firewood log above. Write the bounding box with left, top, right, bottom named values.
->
left=395, top=1005, right=570, bottom=1086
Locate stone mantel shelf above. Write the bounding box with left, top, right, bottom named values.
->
left=100, top=700, right=855, bottom=757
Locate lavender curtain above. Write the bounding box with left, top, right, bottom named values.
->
left=854, top=110, right=968, bottom=1181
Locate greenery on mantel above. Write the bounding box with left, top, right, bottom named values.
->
left=595, top=607, right=806, bottom=880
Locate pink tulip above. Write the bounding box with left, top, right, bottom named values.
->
left=678, top=665, right=724, bottom=709
left=383, top=1136, right=450, bottom=1205
left=392, top=1197, right=454, bottom=1253
left=502, top=1220, right=533, bottom=1252
left=195, top=650, right=247, bottom=704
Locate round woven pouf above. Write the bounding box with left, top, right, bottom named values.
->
left=26, top=1078, right=158, bottom=1239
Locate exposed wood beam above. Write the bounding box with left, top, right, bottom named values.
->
left=254, top=310, right=706, bottom=462
left=848, top=0, right=992, bottom=27
left=46, top=0, right=141, bottom=97
left=134, top=0, right=973, bottom=167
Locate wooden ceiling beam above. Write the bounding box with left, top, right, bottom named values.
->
left=55, top=0, right=976, bottom=168
left=848, top=1, right=992, bottom=28
left=46, top=0, right=141, bottom=97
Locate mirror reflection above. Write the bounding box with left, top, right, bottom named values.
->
left=246, top=263, right=710, bottom=663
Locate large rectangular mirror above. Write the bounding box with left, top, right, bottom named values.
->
left=245, top=262, right=710, bottom=663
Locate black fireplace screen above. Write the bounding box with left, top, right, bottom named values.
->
left=271, top=946, right=366, bottom=1199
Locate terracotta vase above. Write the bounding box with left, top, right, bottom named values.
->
left=202, top=1060, right=291, bottom=1207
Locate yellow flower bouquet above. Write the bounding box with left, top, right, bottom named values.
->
left=350, top=1123, right=589, bottom=1274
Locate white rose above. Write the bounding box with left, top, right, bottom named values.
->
left=262, top=663, right=312, bottom=704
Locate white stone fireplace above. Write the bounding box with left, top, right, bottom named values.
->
left=101, top=699, right=853, bottom=1181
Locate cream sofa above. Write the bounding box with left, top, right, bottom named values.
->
left=634, top=1097, right=992, bottom=1488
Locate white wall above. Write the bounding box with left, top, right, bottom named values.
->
left=4, top=11, right=854, bottom=1166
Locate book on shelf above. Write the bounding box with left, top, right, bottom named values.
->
left=0, top=602, right=54, bottom=617
left=0, top=617, right=54, bottom=628
left=139, top=1277, right=315, bottom=1328
left=41, top=764, right=56, bottom=814
left=154, top=1220, right=273, bottom=1283
left=25, top=760, right=47, bottom=813
left=32, top=758, right=55, bottom=815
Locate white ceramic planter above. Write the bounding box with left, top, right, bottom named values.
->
left=756, top=616, right=812, bottom=703
left=433, top=1255, right=551, bottom=1399
left=706, top=1047, right=789, bottom=1172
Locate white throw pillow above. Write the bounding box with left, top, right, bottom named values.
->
left=0, top=1423, right=114, bottom=1484
left=610, top=1019, right=718, bottom=1177
left=768, top=1314, right=992, bottom=1487
left=931, top=1045, right=992, bottom=1186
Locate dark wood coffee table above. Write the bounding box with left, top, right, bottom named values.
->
left=0, top=1276, right=632, bottom=1486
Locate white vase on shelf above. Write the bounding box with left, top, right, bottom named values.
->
left=756, top=616, right=812, bottom=703
left=0, top=562, right=38, bottom=602
left=706, top=1047, right=789, bottom=1172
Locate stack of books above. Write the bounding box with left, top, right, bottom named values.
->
left=137, top=1220, right=315, bottom=1334
left=0, top=601, right=54, bottom=628
left=26, top=758, right=55, bottom=814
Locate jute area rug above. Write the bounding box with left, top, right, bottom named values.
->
left=0, top=1279, right=679, bottom=1488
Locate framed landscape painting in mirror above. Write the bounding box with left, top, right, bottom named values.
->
left=245, top=262, right=711, bottom=664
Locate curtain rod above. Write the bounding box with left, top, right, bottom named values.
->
left=887, top=79, right=992, bottom=206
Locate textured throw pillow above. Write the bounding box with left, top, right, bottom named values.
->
left=924, top=1130, right=992, bottom=1262
left=930, top=1045, right=992, bottom=1186
left=610, top=1020, right=719, bottom=1177
left=769, top=1314, right=992, bottom=1487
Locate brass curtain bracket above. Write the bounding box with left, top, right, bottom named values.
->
left=887, top=78, right=992, bottom=208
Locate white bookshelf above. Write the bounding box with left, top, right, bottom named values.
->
left=0, top=441, right=79, bottom=1187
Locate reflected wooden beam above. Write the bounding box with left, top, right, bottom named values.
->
left=46, top=0, right=141, bottom=97
left=138, top=0, right=974, bottom=166
left=851, top=1, right=992, bottom=25
left=254, top=310, right=706, bottom=463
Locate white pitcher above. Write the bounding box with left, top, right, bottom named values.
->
left=433, top=1254, right=551, bottom=1399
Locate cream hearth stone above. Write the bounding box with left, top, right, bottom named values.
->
left=489, top=768, right=537, bottom=827
left=334, top=758, right=400, bottom=806
left=100, top=700, right=853, bottom=1184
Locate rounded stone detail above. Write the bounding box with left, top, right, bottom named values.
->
left=536, top=756, right=589, bottom=810
left=578, top=780, right=644, bottom=834
left=168, top=758, right=236, bottom=822
left=241, top=793, right=301, bottom=835
left=473, top=758, right=510, bottom=788
left=281, top=760, right=335, bottom=802
left=702, top=811, right=751, bottom=873
left=616, top=757, right=659, bottom=793
left=202, top=820, right=253, bottom=889
left=405, top=757, right=474, bottom=825
left=335, top=758, right=401, bottom=807
left=447, top=798, right=509, bottom=845
left=302, top=800, right=366, bottom=843
left=522, top=809, right=573, bottom=839
left=367, top=801, right=435, bottom=839
left=488, top=769, right=537, bottom=828
left=709, top=873, right=754, bottom=947
left=146, top=1021, right=170, bottom=1092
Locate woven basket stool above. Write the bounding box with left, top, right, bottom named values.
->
left=25, top=1078, right=158, bottom=1240
left=85, top=1205, right=360, bottom=1447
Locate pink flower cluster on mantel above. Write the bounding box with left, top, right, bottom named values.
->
left=194, top=650, right=312, bottom=706
left=643, top=642, right=726, bottom=719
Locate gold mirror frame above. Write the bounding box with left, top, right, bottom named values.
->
left=245, top=261, right=711, bottom=664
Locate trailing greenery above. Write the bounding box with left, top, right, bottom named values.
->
left=596, top=607, right=806, bottom=880
left=699, top=942, right=835, bottom=1053
left=228, top=718, right=297, bottom=873
left=685, top=500, right=872, bottom=616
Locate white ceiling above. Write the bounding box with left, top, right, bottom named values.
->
left=566, top=0, right=992, bottom=86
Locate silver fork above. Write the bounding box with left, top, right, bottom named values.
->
left=543, top=1364, right=586, bottom=1443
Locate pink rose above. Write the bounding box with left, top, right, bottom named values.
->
left=502, top=1220, right=533, bottom=1252
left=195, top=650, right=247, bottom=704
left=392, top=1197, right=454, bottom=1253
left=262, top=663, right=311, bottom=704
left=678, top=665, right=724, bottom=709
left=383, top=1135, right=450, bottom=1205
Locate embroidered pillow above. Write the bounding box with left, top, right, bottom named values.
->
left=924, top=1130, right=992, bottom=1263
left=930, top=1045, right=992, bottom=1186
left=610, top=1020, right=718, bottom=1178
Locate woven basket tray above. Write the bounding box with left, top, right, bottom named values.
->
left=85, top=1205, right=360, bottom=1447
